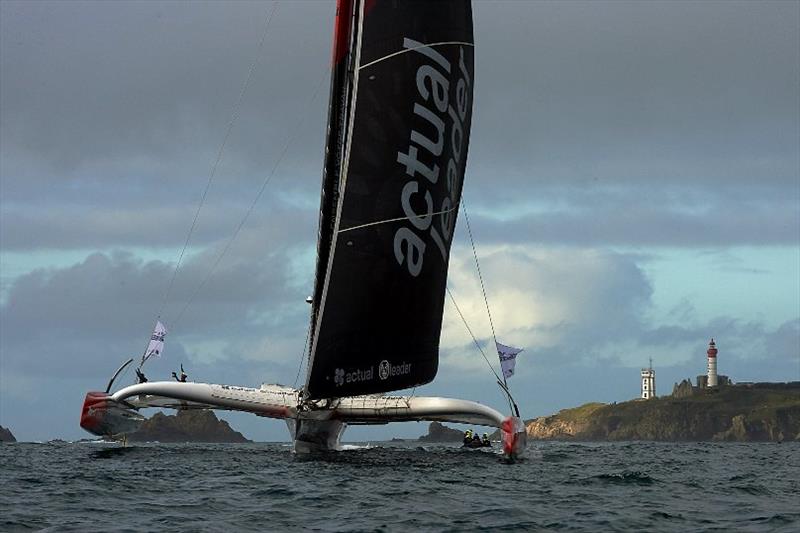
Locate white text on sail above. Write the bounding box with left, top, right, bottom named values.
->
left=394, top=38, right=471, bottom=277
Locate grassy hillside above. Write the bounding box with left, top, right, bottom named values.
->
left=525, top=383, right=800, bottom=442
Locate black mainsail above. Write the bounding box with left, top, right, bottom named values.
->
left=306, top=0, right=474, bottom=399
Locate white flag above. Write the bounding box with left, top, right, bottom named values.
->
left=496, top=341, right=523, bottom=379
left=145, top=321, right=167, bottom=359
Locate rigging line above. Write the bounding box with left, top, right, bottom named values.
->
left=461, top=197, right=515, bottom=413
left=157, top=1, right=280, bottom=320
left=461, top=197, right=498, bottom=347
left=445, top=287, right=502, bottom=384
left=171, top=71, right=328, bottom=328
left=338, top=204, right=457, bottom=234
left=292, top=320, right=313, bottom=389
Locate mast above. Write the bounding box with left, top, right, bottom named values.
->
left=309, top=0, right=358, bottom=352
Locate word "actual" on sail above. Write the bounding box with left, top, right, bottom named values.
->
left=394, top=38, right=471, bottom=277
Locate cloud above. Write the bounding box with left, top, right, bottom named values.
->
left=0, top=1, right=333, bottom=172
left=0, top=245, right=311, bottom=381
left=1, top=242, right=796, bottom=440
left=764, top=318, right=800, bottom=363
left=442, top=246, right=650, bottom=354
left=464, top=193, right=799, bottom=246
left=439, top=245, right=798, bottom=375
left=2, top=1, right=797, bottom=253
left=1, top=1, right=797, bottom=440
left=470, top=1, right=799, bottom=186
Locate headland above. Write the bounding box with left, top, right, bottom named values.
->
left=524, top=382, right=800, bottom=442
left=129, top=409, right=250, bottom=443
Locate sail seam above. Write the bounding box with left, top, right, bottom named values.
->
left=358, top=40, right=474, bottom=71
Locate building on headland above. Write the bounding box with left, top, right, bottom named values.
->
left=696, top=338, right=730, bottom=388
left=673, top=338, right=731, bottom=396
left=641, top=358, right=656, bottom=399
left=671, top=337, right=798, bottom=398
left=696, top=374, right=731, bottom=388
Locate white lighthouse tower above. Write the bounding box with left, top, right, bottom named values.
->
left=641, top=357, right=656, bottom=399
left=707, top=338, right=718, bottom=387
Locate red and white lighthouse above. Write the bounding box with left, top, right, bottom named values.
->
left=706, top=338, right=718, bottom=387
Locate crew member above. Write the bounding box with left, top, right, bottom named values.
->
left=172, top=364, right=188, bottom=382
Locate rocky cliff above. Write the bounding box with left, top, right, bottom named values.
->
left=418, top=421, right=464, bottom=442
left=525, top=383, right=800, bottom=442
left=129, top=409, right=250, bottom=443
left=0, top=425, right=16, bottom=442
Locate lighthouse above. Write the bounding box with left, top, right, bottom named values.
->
left=707, top=338, right=718, bottom=387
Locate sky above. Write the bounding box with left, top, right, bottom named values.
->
left=1, top=0, right=798, bottom=442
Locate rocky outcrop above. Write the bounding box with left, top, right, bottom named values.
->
left=526, top=403, right=605, bottom=439
left=129, top=410, right=250, bottom=443
left=0, top=425, right=16, bottom=442
left=418, top=421, right=464, bottom=442
left=525, top=383, right=800, bottom=442
left=671, top=379, right=695, bottom=398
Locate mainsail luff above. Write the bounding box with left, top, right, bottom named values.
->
left=306, top=1, right=475, bottom=400
left=309, top=0, right=358, bottom=349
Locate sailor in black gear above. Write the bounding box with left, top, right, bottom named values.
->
left=172, top=364, right=188, bottom=382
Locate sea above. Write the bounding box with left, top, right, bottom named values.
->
left=1, top=440, right=798, bottom=532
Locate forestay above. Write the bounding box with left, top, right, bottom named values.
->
left=306, top=0, right=475, bottom=399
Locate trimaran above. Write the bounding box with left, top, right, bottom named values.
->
left=80, top=0, right=527, bottom=459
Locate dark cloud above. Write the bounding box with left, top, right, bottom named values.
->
left=0, top=1, right=332, bottom=172
left=470, top=1, right=799, bottom=186
left=2, top=1, right=797, bottom=251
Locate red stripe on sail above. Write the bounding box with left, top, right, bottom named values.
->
left=332, top=0, right=353, bottom=66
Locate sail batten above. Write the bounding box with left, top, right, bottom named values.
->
left=306, top=1, right=474, bottom=400
left=357, top=41, right=474, bottom=72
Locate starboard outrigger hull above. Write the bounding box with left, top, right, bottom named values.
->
left=79, top=381, right=526, bottom=458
